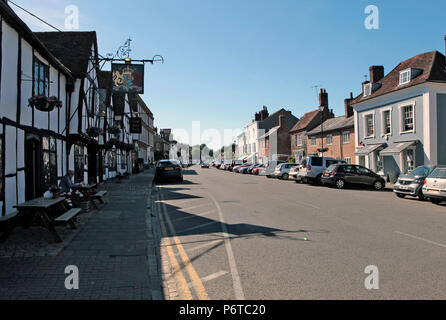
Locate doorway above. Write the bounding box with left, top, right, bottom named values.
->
left=25, top=135, right=42, bottom=201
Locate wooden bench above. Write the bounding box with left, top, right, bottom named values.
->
left=55, top=208, right=82, bottom=229
left=91, top=190, right=108, bottom=205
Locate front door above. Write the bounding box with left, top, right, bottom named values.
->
left=25, top=135, right=42, bottom=201
left=88, top=147, right=97, bottom=185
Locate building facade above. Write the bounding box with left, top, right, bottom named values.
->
left=352, top=52, right=446, bottom=181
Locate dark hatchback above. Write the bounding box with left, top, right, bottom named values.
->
left=155, top=160, right=184, bottom=183
left=321, top=164, right=386, bottom=191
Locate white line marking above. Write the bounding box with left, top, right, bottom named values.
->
left=208, top=192, right=245, bottom=300
left=181, top=221, right=219, bottom=233
left=187, top=271, right=229, bottom=288
left=185, top=240, right=224, bottom=253
left=395, top=231, right=446, bottom=249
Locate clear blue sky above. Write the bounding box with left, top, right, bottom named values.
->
left=12, top=0, right=446, bottom=150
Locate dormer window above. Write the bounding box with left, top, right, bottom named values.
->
left=363, top=83, right=372, bottom=97
left=399, top=68, right=423, bottom=86
left=399, top=69, right=411, bottom=85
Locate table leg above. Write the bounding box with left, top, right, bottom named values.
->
left=37, top=209, right=63, bottom=243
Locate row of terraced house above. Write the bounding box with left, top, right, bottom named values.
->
left=236, top=37, right=446, bottom=183
left=0, top=1, right=169, bottom=218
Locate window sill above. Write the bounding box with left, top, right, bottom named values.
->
left=399, top=130, right=415, bottom=135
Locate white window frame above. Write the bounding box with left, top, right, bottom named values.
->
left=399, top=69, right=411, bottom=85
left=363, top=111, right=375, bottom=139
left=326, top=134, right=333, bottom=146
left=398, top=101, right=416, bottom=134
left=363, top=83, right=372, bottom=97
left=380, top=107, right=393, bottom=137
left=342, top=131, right=351, bottom=144
left=296, top=134, right=302, bottom=147
left=344, top=157, right=352, bottom=164
left=311, top=136, right=316, bottom=146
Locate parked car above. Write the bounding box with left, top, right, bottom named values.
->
left=246, top=164, right=262, bottom=174
left=155, top=160, right=184, bottom=183
left=252, top=164, right=265, bottom=175
left=298, top=157, right=346, bottom=185
left=239, top=164, right=254, bottom=174
left=260, top=161, right=286, bottom=177
left=273, top=163, right=299, bottom=180
left=321, top=164, right=386, bottom=190
left=394, top=165, right=437, bottom=201
left=234, top=164, right=251, bottom=173
left=422, top=166, right=446, bottom=205
left=201, top=163, right=210, bottom=168
left=289, top=165, right=303, bottom=180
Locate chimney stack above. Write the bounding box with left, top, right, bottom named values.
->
left=369, top=66, right=384, bottom=83
left=344, top=92, right=354, bottom=118
left=279, top=111, right=286, bottom=128
left=319, top=89, right=328, bottom=109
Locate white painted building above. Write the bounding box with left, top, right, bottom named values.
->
left=0, top=2, right=73, bottom=217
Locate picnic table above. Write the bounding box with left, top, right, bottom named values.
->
left=70, top=184, right=107, bottom=210
left=71, top=184, right=97, bottom=192
left=2, top=197, right=82, bottom=243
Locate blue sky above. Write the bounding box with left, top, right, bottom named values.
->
left=12, top=0, right=446, bottom=150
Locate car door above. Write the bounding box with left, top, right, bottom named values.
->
left=342, top=165, right=359, bottom=185
left=355, top=166, right=376, bottom=185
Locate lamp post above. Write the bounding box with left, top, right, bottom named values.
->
left=319, top=106, right=325, bottom=158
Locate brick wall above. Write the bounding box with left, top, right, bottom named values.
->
left=307, top=128, right=356, bottom=163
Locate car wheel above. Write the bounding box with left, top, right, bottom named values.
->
left=417, top=189, right=426, bottom=201
left=335, top=179, right=345, bottom=189
left=178, top=177, right=184, bottom=183
left=316, top=174, right=322, bottom=186
left=282, top=173, right=289, bottom=180
left=396, top=193, right=405, bottom=199
left=373, top=180, right=384, bottom=191
left=431, top=198, right=441, bottom=205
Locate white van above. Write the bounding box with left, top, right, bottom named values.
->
left=298, top=156, right=346, bottom=185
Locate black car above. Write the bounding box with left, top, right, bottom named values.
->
left=321, top=164, right=386, bottom=191
left=155, top=160, right=184, bottom=183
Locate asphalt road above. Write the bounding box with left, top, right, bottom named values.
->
left=154, top=165, right=446, bottom=300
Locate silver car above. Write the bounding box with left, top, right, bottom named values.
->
left=394, top=166, right=436, bottom=201
left=273, top=163, right=299, bottom=180
left=422, top=166, right=446, bottom=205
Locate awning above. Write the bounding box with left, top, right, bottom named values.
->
left=380, top=141, right=417, bottom=156
left=355, top=143, right=385, bottom=156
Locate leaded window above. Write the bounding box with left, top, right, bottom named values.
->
left=33, top=57, right=50, bottom=96
left=74, top=145, right=85, bottom=183
left=42, top=137, right=57, bottom=190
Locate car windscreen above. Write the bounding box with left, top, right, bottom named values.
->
left=429, top=168, right=446, bottom=179
left=326, top=164, right=338, bottom=172
left=409, top=166, right=435, bottom=176
left=157, top=161, right=179, bottom=167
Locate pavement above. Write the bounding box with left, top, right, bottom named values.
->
left=0, top=170, right=160, bottom=300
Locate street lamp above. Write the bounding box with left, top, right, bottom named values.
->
left=319, top=106, right=325, bottom=158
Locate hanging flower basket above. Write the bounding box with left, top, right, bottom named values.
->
left=47, top=96, right=63, bottom=109
left=87, top=127, right=102, bottom=138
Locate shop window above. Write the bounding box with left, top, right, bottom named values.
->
left=42, top=137, right=57, bottom=190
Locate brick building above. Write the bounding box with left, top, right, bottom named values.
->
left=289, top=89, right=334, bottom=163
left=306, top=93, right=356, bottom=163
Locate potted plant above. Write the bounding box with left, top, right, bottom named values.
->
left=28, top=96, right=49, bottom=111
left=47, top=96, right=63, bottom=108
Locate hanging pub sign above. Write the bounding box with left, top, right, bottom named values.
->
left=130, top=117, right=142, bottom=134
left=112, top=63, right=144, bottom=94
left=97, top=89, right=107, bottom=115
left=112, top=93, right=125, bottom=115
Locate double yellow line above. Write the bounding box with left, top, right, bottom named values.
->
left=156, top=188, right=210, bottom=300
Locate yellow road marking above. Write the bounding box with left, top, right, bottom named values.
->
left=156, top=192, right=193, bottom=300
left=160, top=189, right=211, bottom=300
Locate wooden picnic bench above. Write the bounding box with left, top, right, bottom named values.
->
left=91, top=190, right=108, bottom=205
left=6, top=197, right=82, bottom=243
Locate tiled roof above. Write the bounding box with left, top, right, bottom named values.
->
left=289, top=109, right=319, bottom=133
left=352, top=51, right=446, bottom=104
left=0, top=1, right=72, bottom=77
left=35, top=31, right=98, bottom=78
left=307, top=116, right=354, bottom=136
